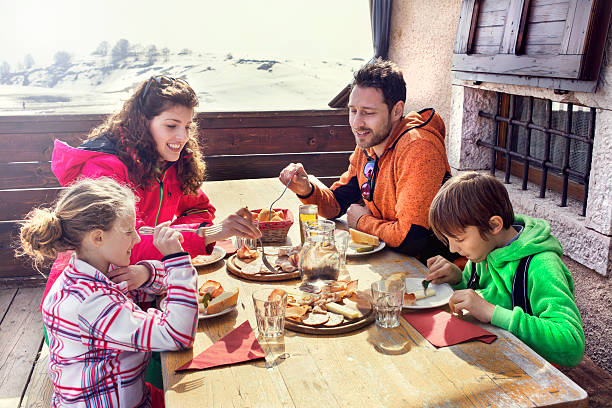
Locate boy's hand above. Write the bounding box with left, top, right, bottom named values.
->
left=449, top=289, right=496, bottom=323
left=426, top=255, right=462, bottom=285
left=153, top=222, right=185, bottom=256
left=108, top=265, right=150, bottom=290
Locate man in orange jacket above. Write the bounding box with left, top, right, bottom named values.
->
left=279, top=58, right=455, bottom=260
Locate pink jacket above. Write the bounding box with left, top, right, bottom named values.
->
left=42, top=138, right=216, bottom=306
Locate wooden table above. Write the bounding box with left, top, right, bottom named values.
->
left=161, top=178, right=587, bottom=408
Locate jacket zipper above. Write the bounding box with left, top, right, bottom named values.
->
left=154, top=168, right=168, bottom=225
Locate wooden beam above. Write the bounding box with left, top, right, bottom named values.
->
left=452, top=53, right=582, bottom=78
left=560, top=0, right=594, bottom=55
left=454, top=0, right=480, bottom=54
left=500, top=0, right=531, bottom=54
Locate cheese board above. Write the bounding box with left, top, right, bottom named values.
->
left=284, top=290, right=374, bottom=335
left=226, top=254, right=300, bottom=281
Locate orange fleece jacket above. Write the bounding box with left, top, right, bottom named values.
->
left=299, top=108, right=450, bottom=248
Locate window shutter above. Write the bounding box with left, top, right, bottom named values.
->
left=452, top=0, right=612, bottom=91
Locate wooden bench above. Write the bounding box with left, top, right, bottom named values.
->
left=0, top=110, right=354, bottom=287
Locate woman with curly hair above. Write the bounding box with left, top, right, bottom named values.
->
left=43, top=75, right=260, bottom=305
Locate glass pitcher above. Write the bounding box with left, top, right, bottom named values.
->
left=299, top=219, right=340, bottom=283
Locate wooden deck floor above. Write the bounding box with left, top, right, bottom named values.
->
left=0, top=287, right=45, bottom=408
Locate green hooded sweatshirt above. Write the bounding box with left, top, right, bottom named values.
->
left=454, top=214, right=584, bottom=367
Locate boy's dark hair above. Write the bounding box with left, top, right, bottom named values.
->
left=352, top=57, right=406, bottom=112
left=429, top=172, right=514, bottom=245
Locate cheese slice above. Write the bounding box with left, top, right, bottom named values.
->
left=325, top=302, right=363, bottom=319
left=412, top=287, right=436, bottom=300
left=349, top=228, right=380, bottom=246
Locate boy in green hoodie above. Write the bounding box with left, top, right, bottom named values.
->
left=425, top=172, right=584, bottom=367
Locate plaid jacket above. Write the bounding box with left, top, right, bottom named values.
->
left=43, top=253, right=198, bottom=407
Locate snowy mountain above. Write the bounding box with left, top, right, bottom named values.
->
left=0, top=51, right=365, bottom=114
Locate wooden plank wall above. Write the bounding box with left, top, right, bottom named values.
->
left=0, top=110, right=354, bottom=284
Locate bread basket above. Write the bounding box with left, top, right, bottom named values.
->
left=251, top=208, right=294, bottom=243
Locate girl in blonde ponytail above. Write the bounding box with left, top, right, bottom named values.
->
left=19, top=177, right=198, bottom=408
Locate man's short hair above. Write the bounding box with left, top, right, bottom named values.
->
left=429, top=172, right=515, bottom=245
left=352, top=58, right=406, bottom=111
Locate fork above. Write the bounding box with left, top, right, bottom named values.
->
left=265, top=170, right=296, bottom=221
left=258, top=239, right=278, bottom=274
left=138, top=226, right=204, bottom=236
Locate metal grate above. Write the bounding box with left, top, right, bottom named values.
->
left=477, top=93, right=595, bottom=216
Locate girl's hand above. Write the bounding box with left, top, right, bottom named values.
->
left=425, top=255, right=462, bottom=285
left=107, top=265, right=151, bottom=290
left=448, top=289, right=496, bottom=323
left=201, top=207, right=262, bottom=244
left=153, top=222, right=185, bottom=256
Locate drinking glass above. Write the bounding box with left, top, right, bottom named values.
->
left=334, top=229, right=349, bottom=268
left=252, top=288, right=288, bottom=338
left=371, top=280, right=405, bottom=328
left=298, top=204, right=318, bottom=244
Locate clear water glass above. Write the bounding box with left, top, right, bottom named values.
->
left=334, top=229, right=349, bottom=268
left=252, top=288, right=287, bottom=338
left=371, top=280, right=404, bottom=328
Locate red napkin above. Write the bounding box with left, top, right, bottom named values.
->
left=216, top=239, right=237, bottom=256
left=176, top=321, right=265, bottom=371
left=402, top=310, right=497, bottom=347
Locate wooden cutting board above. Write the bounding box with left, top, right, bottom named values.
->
left=226, top=254, right=300, bottom=281
left=284, top=291, right=374, bottom=335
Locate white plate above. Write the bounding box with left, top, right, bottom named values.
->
left=346, top=240, right=386, bottom=257
left=191, top=246, right=226, bottom=267
left=199, top=305, right=237, bottom=320
left=402, top=278, right=454, bottom=309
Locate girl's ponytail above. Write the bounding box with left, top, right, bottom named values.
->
left=19, top=208, right=65, bottom=266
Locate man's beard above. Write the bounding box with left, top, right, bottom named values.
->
left=354, top=117, right=392, bottom=149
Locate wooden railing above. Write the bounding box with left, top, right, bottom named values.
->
left=0, top=109, right=354, bottom=286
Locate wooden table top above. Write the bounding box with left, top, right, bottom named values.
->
left=161, top=177, right=587, bottom=408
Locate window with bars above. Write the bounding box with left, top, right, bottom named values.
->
left=477, top=93, right=595, bottom=216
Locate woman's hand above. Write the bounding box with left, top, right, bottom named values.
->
left=448, top=289, right=496, bottom=323
left=279, top=163, right=312, bottom=196
left=153, top=221, right=185, bottom=256
left=201, top=207, right=262, bottom=244
left=107, top=265, right=151, bottom=290
left=425, top=255, right=462, bottom=285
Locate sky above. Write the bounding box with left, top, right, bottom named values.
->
left=1, top=0, right=372, bottom=67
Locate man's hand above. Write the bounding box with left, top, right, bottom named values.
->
left=449, top=289, right=495, bottom=323
left=347, top=204, right=372, bottom=229
left=202, top=207, right=262, bottom=244
left=279, top=163, right=312, bottom=196
left=425, top=255, right=462, bottom=285
left=153, top=222, right=185, bottom=256
left=108, top=265, right=151, bottom=291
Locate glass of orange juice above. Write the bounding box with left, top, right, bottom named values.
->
left=298, top=204, right=318, bottom=244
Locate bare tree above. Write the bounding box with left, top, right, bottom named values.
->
left=53, top=51, right=71, bottom=68
left=161, top=47, right=170, bottom=62
left=93, top=41, right=109, bottom=56
left=23, top=54, right=35, bottom=69
left=145, top=45, right=158, bottom=65
left=0, top=62, right=10, bottom=80
left=111, top=39, right=130, bottom=64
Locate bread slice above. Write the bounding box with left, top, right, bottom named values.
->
left=206, top=288, right=239, bottom=315
left=349, top=228, right=380, bottom=246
